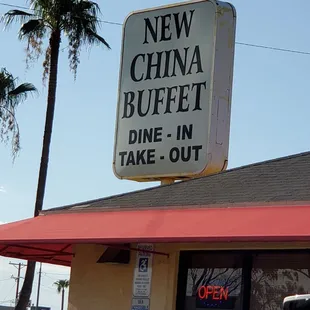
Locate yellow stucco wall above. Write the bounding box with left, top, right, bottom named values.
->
left=67, top=242, right=310, bottom=310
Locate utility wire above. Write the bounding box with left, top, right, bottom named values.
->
left=0, top=299, right=15, bottom=305
left=1, top=1, right=310, bottom=56
left=100, top=20, right=122, bottom=26
left=0, top=283, right=16, bottom=305
left=42, top=273, right=64, bottom=281
left=236, top=42, right=310, bottom=56
left=33, top=280, right=58, bottom=292
left=43, top=272, right=70, bottom=276
left=0, top=1, right=29, bottom=10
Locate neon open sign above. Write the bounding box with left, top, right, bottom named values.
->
left=198, top=286, right=229, bottom=301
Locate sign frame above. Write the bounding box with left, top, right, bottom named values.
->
left=113, top=0, right=236, bottom=182
left=130, top=244, right=154, bottom=310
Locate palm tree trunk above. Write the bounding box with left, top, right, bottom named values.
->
left=15, top=28, right=61, bottom=310
left=61, top=288, right=65, bottom=310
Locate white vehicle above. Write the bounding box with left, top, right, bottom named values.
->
left=283, top=294, right=310, bottom=310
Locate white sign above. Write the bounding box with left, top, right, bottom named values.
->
left=131, top=298, right=150, bottom=310
left=132, top=244, right=154, bottom=298
left=113, top=0, right=236, bottom=181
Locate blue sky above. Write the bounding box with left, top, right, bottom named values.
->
left=1, top=0, right=310, bottom=308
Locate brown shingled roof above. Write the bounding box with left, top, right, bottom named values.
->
left=43, top=151, right=310, bottom=213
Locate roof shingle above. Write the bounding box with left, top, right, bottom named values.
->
left=44, top=151, right=310, bottom=213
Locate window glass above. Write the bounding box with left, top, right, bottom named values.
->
left=183, top=253, right=243, bottom=310
left=250, top=253, right=310, bottom=310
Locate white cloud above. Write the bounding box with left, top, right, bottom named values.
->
left=0, top=186, right=6, bottom=193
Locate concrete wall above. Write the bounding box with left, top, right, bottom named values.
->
left=67, top=242, right=310, bottom=310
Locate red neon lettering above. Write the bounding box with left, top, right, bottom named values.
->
left=206, top=286, right=213, bottom=298
left=198, top=286, right=206, bottom=299
left=197, top=286, right=229, bottom=301
left=221, top=287, right=228, bottom=300
left=213, top=286, right=221, bottom=300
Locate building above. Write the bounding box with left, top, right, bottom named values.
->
left=1, top=152, right=310, bottom=310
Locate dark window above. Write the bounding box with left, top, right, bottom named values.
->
left=178, top=252, right=243, bottom=310
left=177, top=251, right=310, bottom=310
left=250, top=253, right=310, bottom=310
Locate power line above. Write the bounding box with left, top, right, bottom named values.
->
left=101, top=20, right=122, bottom=26
left=33, top=280, right=57, bottom=292
left=42, top=273, right=59, bottom=281
left=1, top=1, right=310, bottom=56
left=0, top=1, right=30, bottom=10
left=0, top=283, right=16, bottom=305
left=236, top=42, right=310, bottom=56
left=43, top=271, right=70, bottom=276
left=0, top=299, right=15, bottom=304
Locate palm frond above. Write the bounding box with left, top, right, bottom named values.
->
left=1, top=10, right=34, bottom=29
left=63, top=0, right=110, bottom=77
left=0, top=68, right=37, bottom=108
left=0, top=68, right=36, bottom=158
left=8, top=83, right=37, bottom=96
left=28, top=0, right=49, bottom=25
left=56, top=284, right=62, bottom=293
left=54, top=279, right=70, bottom=293
left=19, top=19, right=47, bottom=69
left=3, top=0, right=110, bottom=83
left=0, top=104, right=21, bottom=158
left=64, top=280, right=70, bottom=288
left=19, top=19, right=45, bottom=39
left=81, top=1, right=101, bottom=16
left=85, top=28, right=110, bottom=49
left=7, top=83, right=37, bottom=109
left=0, top=68, right=14, bottom=102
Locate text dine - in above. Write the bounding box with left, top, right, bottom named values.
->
left=128, top=125, right=193, bottom=145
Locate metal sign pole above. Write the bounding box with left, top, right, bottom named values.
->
left=160, top=179, right=175, bottom=185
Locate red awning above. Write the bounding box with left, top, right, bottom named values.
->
left=1, top=205, right=310, bottom=266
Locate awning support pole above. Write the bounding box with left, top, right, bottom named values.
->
left=102, top=244, right=169, bottom=258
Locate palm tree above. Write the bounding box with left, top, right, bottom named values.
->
left=0, top=68, right=37, bottom=157
left=54, top=279, right=70, bottom=310
left=1, top=1, right=110, bottom=309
